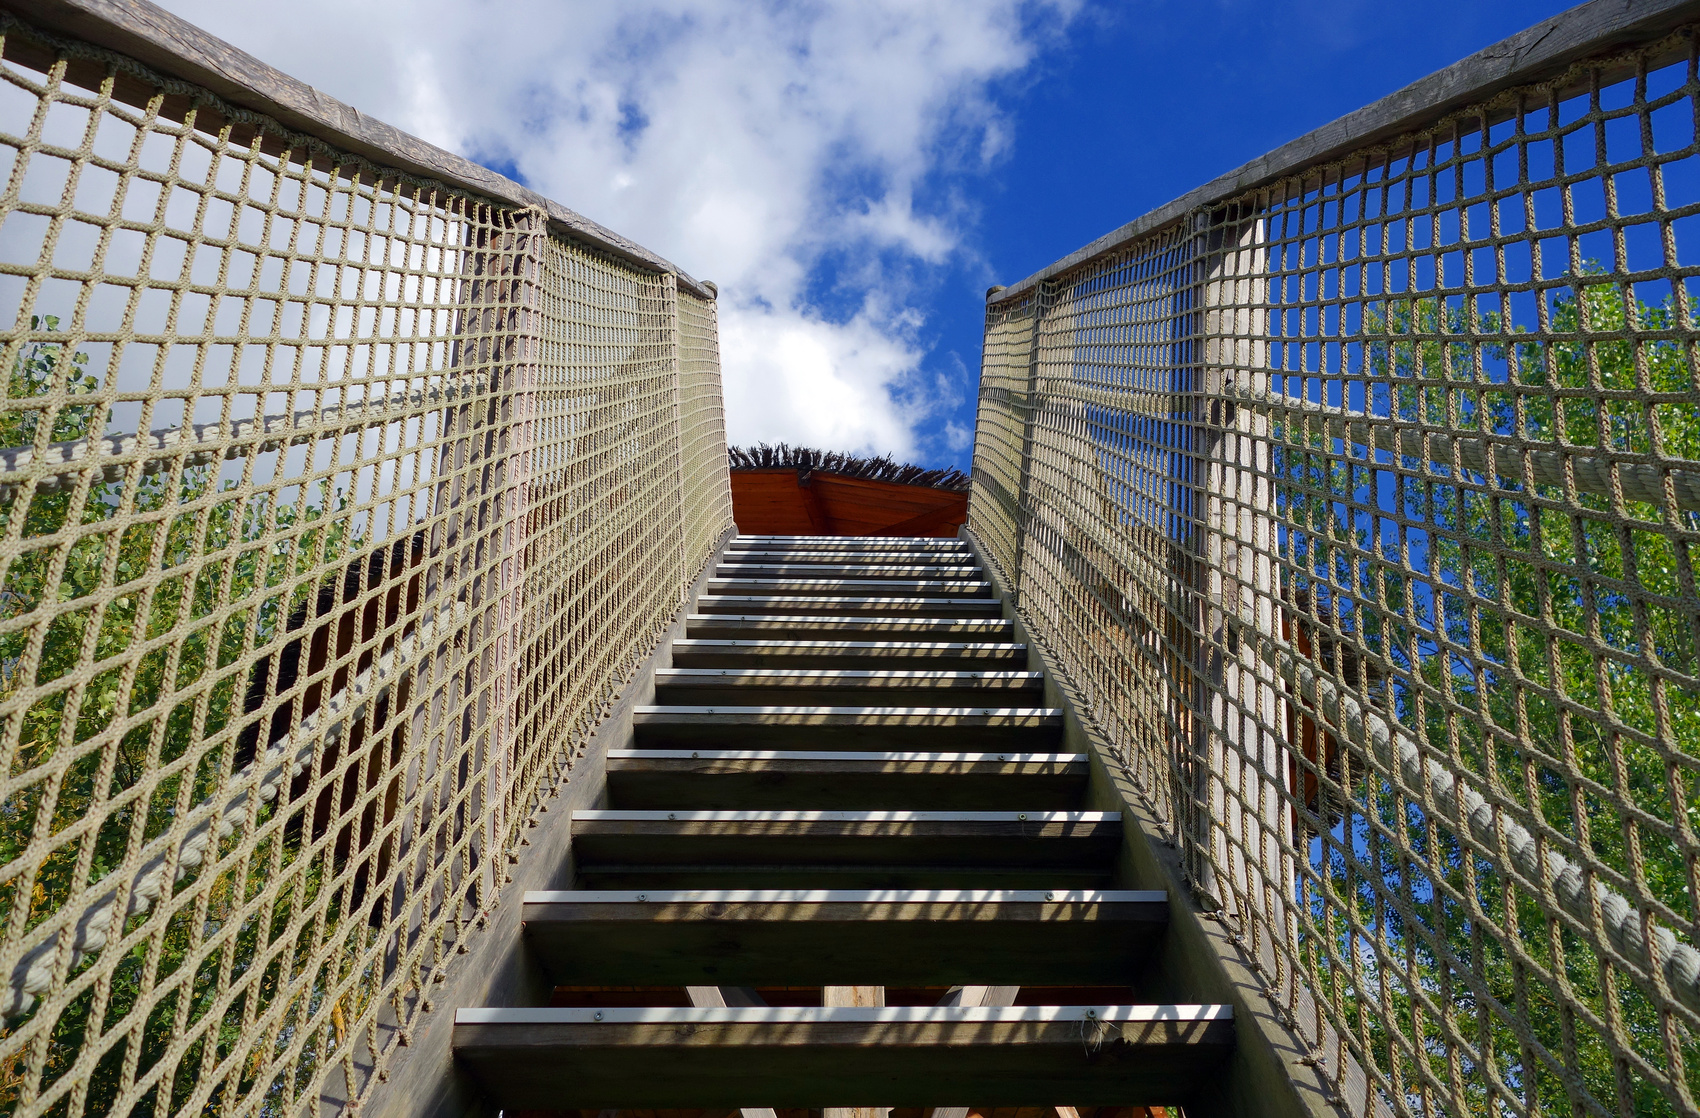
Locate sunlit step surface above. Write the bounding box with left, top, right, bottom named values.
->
left=606, top=748, right=1087, bottom=809
left=653, top=667, right=1047, bottom=707
left=520, top=887, right=1167, bottom=985
left=632, top=704, right=1064, bottom=748
left=453, top=1003, right=1234, bottom=1109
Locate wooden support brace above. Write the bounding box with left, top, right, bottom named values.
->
left=686, top=987, right=777, bottom=1118
left=927, top=985, right=1021, bottom=1118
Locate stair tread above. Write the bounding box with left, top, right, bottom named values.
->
left=609, top=749, right=1082, bottom=762
left=696, top=595, right=1004, bottom=616
left=707, top=579, right=990, bottom=593
left=634, top=705, right=1061, bottom=719
left=657, top=668, right=1041, bottom=681
left=689, top=612, right=1008, bottom=622
left=718, top=565, right=983, bottom=577
left=731, top=536, right=969, bottom=547
left=677, top=638, right=1019, bottom=648
left=459, top=1003, right=1228, bottom=1023
left=453, top=1004, right=1232, bottom=1109
left=575, top=809, right=1117, bottom=821
left=724, top=550, right=979, bottom=562
left=525, top=887, right=1163, bottom=902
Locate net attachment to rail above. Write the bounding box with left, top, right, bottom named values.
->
left=972, top=10, right=1700, bottom=1118
left=0, top=10, right=731, bottom=1117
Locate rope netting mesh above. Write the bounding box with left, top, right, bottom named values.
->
left=972, top=24, right=1700, bottom=1118
left=0, top=15, right=730, bottom=1118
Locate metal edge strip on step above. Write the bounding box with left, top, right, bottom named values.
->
left=655, top=669, right=1043, bottom=682
left=719, top=554, right=978, bottom=563
left=672, top=640, right=1024, bottom=652
left=633, top=705, right=1064, bottom=718
left=686, top=614, right=1012, bottom=625
left=571, top=809, right=1121, bottom=822
left=606, top=749, right=1086, bottom=762
left=697, top=591, right=992, bottom=601
left=717, top=560, right=986, bottom=570
left=455, top=1004, right=1232, bottom=1025
left=731, top=536, right=968, bottom=544
left=522, top=887, right=1166, bottom=903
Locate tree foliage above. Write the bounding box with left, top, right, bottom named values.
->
left=1283, top=273, right=1700, bottom=1115
left=0, top=319, right=366, bottom=1115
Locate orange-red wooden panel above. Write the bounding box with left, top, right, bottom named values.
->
left=730, top=469, right=967, bottom=537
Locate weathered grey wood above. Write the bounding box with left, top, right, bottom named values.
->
left=717, top=564, right=983, bottom=580
left=654, top=667, right=1045, bottom=707
left=929, top=987, right=1020, bottom=1118
left=695, top=595, right=1004, bottom=618
left=521, top=888, right=1166, bottom=986
left=451, top=1005, right=1235, bottom=1108
left=570, top=809, right=1122, bottom=875
left=725, top=551, right=981, bottom=567
left=992, top=0, right=1700, bottom=302
left=605, top=749, right=1088, bottom=810
left=731, top=536, right=969, bottom=551
left=683, top=990, right=780, bottom=1118
left=686, top=615, right=1016, bottom=641
left=670, top=638, right=1026, bottom=670
left=632, top=705, right=1064, bottom=749
left=0, top=0, right=716, bottom=298
left=823, top=986, right=886, bottom=1007
left=706, top=578, right=992, bottom=597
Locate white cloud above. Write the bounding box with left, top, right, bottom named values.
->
left=155, top=0, right=1073, bottom=459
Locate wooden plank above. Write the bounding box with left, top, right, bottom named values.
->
left=653, top=668, right=1045, bottom=707
left=632, top=706, right=1063, bottom=749
left=669, top=639, right=1025, bottom=670
left=568, top=810, right=1122, bottom=873
left=604, top=749, right=1088, bottom=810
left=705, top=579, right=992, bottom=597
left=729, top=537, right=968, bottom=551
left=451, top=1005, right=1235, bottom=1108
left=716, top=565, right=982, bottom=579
left=0, top=0, right=719, bottom=297
left=723, top=551, right=977, bottom=566
left=874, top=501, right=970, bottom=538
left=694, top=595, right=1004, bottom=618
left=684, top=616, right=1014, bottom=641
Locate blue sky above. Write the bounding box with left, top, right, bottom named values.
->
left=158, top=0, right=1575, bottom=472
left=914, top=0, right=1574, bottom=470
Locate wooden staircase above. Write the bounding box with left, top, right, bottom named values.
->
left=453, top=536, right=1233, bottom=1113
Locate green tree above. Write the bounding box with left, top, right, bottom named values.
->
left=0, top=319, right=368, bottom=1116
left=1282, top=274, right=1700, bottom=1116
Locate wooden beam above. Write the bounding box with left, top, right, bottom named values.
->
left=797, top=473, right=833, bottom=534
left=452, top=1004, right=1235, bottom=1109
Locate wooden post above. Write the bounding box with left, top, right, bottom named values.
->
left=824, top=986, right=888, bottom=1118
left=1191, top=207, right=1292, bottom=927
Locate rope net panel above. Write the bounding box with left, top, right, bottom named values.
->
left=972, top=25, right=1700, bottom=1118
left=0, top=15, right=730, bottom=1118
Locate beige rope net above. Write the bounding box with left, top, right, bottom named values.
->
left=972, top=25, right=1700, bottom=1118
left=0, top=13, right=730, bottom=1117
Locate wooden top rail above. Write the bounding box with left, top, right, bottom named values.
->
left=0, top=0, right=717, bottom=298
